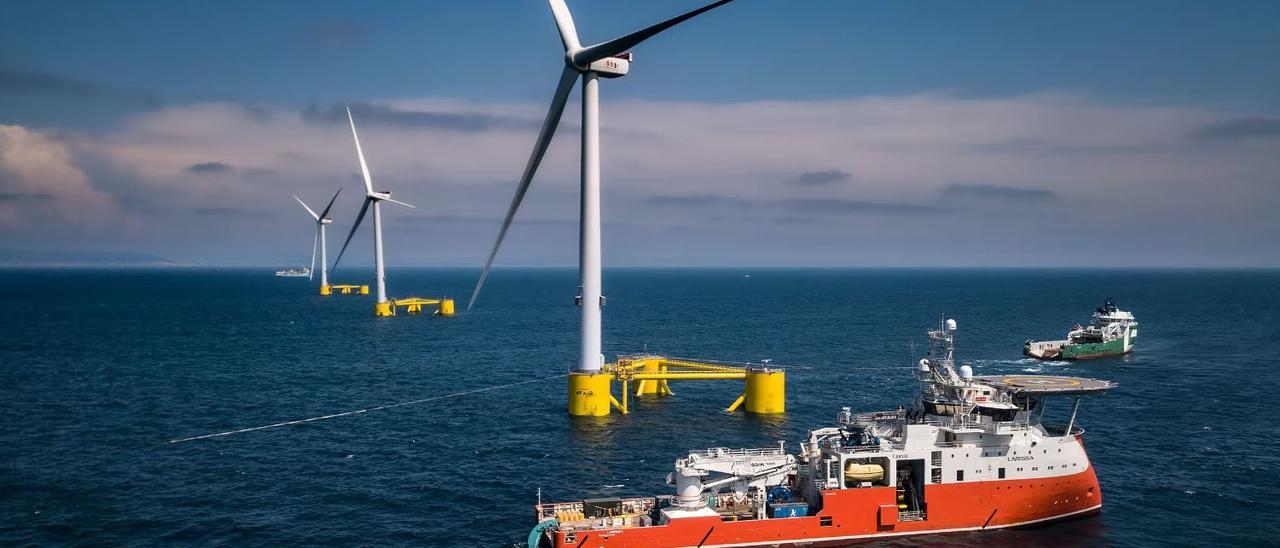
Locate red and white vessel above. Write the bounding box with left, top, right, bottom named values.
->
left=529, top=319, right=1117, bottom=547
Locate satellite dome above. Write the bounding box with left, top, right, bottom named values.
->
left=918, top=359, right=930, bottom=372
left=959, top=365, right=973, bottom=379
left=946, top=318, right=957, bottom=332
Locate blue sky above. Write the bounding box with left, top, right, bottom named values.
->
left=6, top=1, right=1279, bottom=112
left=1, top=1, right=1278, bottom=266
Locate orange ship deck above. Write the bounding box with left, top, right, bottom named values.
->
left=550, top=466, right=1101, bottom=547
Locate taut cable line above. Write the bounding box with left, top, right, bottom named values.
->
left=167, top=373, right=569, bottom=444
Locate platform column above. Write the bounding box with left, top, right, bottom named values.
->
left=635, top=358, right=664, bottom=396
left=743, top=369, right=785, bottom=414
left=568, top=371, right=613, bottom=417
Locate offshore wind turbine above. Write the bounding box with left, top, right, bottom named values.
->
left=468, top=0, right=737, bottom=415
left=293, top=189, right=341, bottom=294
left=332, top=106, right=415, bottom=316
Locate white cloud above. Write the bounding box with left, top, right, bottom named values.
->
left=0, top=125, right=116, bottom=228
left=10, top=93, right=1280, bottom=266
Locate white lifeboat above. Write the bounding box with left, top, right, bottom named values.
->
left=844, top=462, right=884, bottom=482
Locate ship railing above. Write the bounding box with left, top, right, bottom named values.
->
left=839, top=410, right=907, bottom=427
left=535, top=496, right=658, bottom=524
left=932, top=440, right=1040, bottom=450
left=691, top=447, right=786, bottom=458
left=835, top=442, right=903, bottom=454
left=991, top=419, right=1033, bottom=433
left=1042, top=424, right=1086, bottom=437
left=899, top=510, right=926, bottom=522
left=927, top=416, right=1032, bottom=433
left=535, top=500, right=583, bottom=521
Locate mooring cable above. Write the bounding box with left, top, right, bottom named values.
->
left=166, top=373, right=569, bottom=444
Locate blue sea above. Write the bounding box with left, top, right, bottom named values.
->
left=1, top=268, right=1277, bottom=546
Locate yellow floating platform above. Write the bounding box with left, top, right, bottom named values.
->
left=326, top=284, right=369, bottom=295
left=566, top=355, right=785, bottom=416
left=375, top=297, right=456, bottom=317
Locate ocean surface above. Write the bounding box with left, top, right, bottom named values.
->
left=1, top=268, right=1277, bottom=547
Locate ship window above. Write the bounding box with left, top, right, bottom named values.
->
left=956, top=470, right=964, bottom=482
left=931, top=468, right=942, bottom=484
left=820, top=517, right=833, bottom=527
left=999, top=468, right=1006, bottom=479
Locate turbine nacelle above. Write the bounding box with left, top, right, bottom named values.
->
left=585, top=53, right=631, bottom=78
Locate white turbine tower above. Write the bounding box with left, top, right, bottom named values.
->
left=332, top=106, right=415, bottom=316
left=468, top=0, right=736, bottom=414
left=294, top=188, right=342, bottom=294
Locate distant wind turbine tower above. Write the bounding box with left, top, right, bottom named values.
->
left=294, top=189, right=341, bottom=295
left=468, top=0, right=739, bottom=415
left=332, top=106, right=416, bottom=316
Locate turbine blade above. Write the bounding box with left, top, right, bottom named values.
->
left=572, top=0, right=735, bottom=66
left=332, top=198, right=371, bottom=272
left=294, top=195, right=320, bottom=221
left=318, top=187, right=343, bottom=220
left=346, top=106, right=375, bottom=197
left=310, top=229, right=318, bottom=280
left=468, top=65, right=579, bottom=311
left=548, top=0, right=581, bottom=52
left=381, top=197, right=415, bottom=209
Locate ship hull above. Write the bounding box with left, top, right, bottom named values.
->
left=1059, top=340, right=1127, bottom=360
left=1025, top=338, right=1130, bottom=360
left=549, top=467, right=1102, bottom=547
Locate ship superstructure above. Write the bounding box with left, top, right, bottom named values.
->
left=529, top=319, right=1116, bottom=547
left=1026, top=298, right=1138, bottom=360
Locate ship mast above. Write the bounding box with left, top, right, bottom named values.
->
left=919, top=317, right=961, bottom=386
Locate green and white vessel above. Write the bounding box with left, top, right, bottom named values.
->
left=1025, top=298, right=1138, bottom=360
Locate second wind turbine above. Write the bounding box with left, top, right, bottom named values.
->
left=332, top=106, right=454, bottom=317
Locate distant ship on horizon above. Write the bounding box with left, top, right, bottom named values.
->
left=274, top=267, right=311, bottom=278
